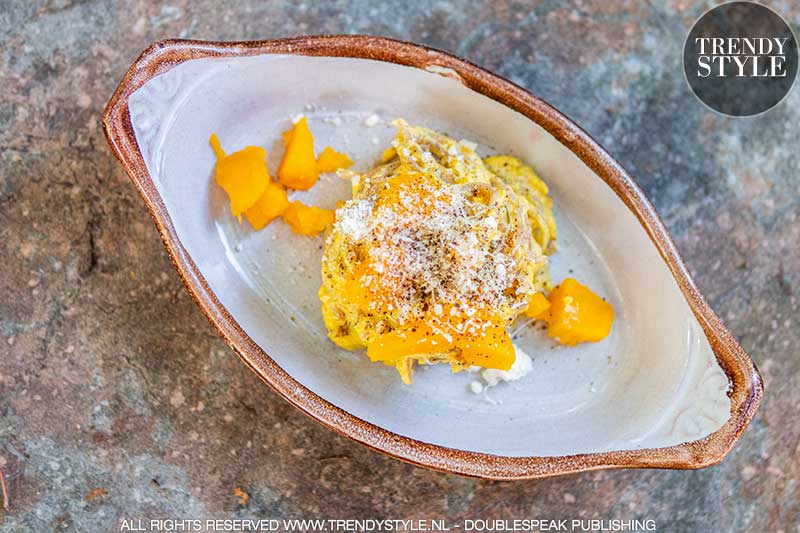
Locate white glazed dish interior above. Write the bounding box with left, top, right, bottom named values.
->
left=128, top=54, right=730, bottom=457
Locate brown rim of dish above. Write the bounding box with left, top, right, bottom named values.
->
left=102, top=35, right=762, bottom=480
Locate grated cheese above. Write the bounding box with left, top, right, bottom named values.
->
left=364, top=114, right=381, bottom=127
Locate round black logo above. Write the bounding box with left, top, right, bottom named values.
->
left=683, top=1, right=798, bottom=117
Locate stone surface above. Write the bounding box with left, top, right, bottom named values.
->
left=1, top=1, right=798, bottom=531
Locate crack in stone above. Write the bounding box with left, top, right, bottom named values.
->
left=236, top=398, right=257, bottom=416
left=80, top=210, right=100, bottom=278
left=120, top=354, right=160, bottom=406
left=777, top=260, right=791, bottom=295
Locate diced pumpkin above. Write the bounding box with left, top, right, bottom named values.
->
left=524, top=292, right=551, bottom=318
left=367, top=306, right=515, bottom=372
left=244, top=181, right=289, bottom=230
left=540, top=278, right=614, bottom=345
left=278, top=117, right=319, bottom=190
left=316, top=146, right=353, bottom=173
left=282, top=201, right=335, bottom=236
left=209, top=134, right=269, bottom=217
left=457, top=323, right=515, bottom=370
left=367, top=325, right=450, bottom=364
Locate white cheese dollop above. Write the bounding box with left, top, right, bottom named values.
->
left=479, top=344, right=533, bottom=387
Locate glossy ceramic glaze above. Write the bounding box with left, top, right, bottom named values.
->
left=103, top=36, right=762, bottom=479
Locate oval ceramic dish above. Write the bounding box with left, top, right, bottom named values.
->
left=103, top=36, right=762, bottom=479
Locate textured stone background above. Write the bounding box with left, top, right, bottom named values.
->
left=1, top=1, right=798, bottom=531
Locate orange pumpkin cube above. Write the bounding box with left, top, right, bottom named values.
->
left=316, top=146, right=353, bottom=173
left=457, top=323, right=515, bottom=371
left=366, top=306, right=515, bottom=373
left=282, top=201, right=335, bottom=236
left=540, top=278, right=614, bottom=345
left=244, top=181, right=289, bottom=230
left=524, top=292, right=551, bottom=318
left=278, top=117, right=319, bottom=190
left=209, top=134, right=269, bottom=217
